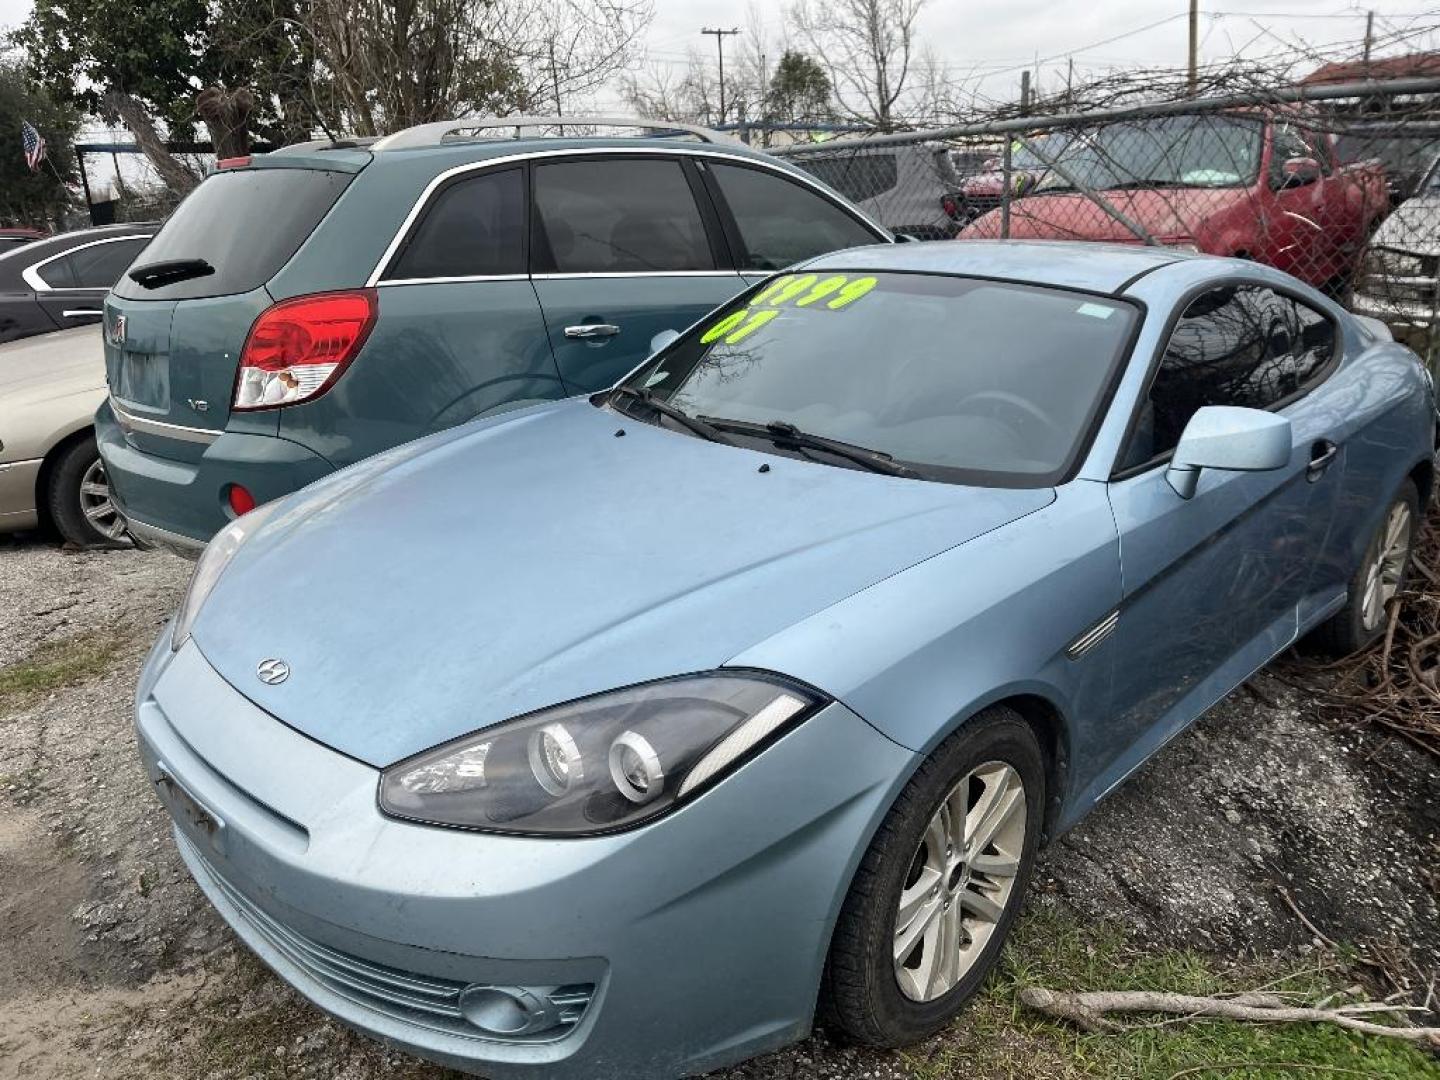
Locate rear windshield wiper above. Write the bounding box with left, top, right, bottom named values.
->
left=127, top=258, right=216, bottom=289
left=610, top=386, right=733, bottom=445
left=704, top=417, right=916, bottom=478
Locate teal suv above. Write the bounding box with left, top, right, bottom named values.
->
left=95, top=118, right=890, bottom=553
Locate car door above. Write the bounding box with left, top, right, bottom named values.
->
left=529, top=154, right=743, bottom=395
left=30, top=235, right=150, bottom=330
left=1098, top=284, right=1344, bottom=777
left=339, top=164, right=565, bottom=460
left=698, top=159, right=890, bottom=288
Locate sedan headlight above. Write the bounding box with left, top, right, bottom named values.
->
left=380, top=673, right=827, bottom=836
left=170, top=500, right=283, bottom=651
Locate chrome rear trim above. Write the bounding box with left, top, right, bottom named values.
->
left=111, top=398, right=221, bottom=445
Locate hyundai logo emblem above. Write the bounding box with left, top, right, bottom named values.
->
left=256, top=658, right=290, bottom=685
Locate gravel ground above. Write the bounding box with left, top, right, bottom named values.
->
left=1, top=533, right=1437, bottom=1080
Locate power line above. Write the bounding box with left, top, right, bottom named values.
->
left=700, top=27, right=742, bottom=124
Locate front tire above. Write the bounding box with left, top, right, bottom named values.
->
left=1313, top=479, right=1418, bottom=656
left=47, top=435, right=128, bottom=547
left=821, top=706, right=1044, bottom=1047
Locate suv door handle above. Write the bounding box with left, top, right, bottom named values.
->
left=1307, top=439, right=1338, bottom=481
left=61, top=309, right=105, bottom=318
left=564, top=323, right=621, bottom=340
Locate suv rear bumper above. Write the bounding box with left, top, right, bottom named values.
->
left=96, top=398, right=336, bottom=553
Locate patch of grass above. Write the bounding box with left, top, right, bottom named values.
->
left=909, top=905, right=1439, bottom=1080
left=0, top=628, right=125, bottom=708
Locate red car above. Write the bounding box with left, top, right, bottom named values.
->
left=0, top=227, right=47, bottom=253
left=960, top=110, right=1388, bottom=292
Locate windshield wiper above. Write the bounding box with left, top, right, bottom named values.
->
left=703, top=417, right=915, bottom=477
left=127, top=258, right=215, bottom=289
left=610, top=386, right=733, bottom=445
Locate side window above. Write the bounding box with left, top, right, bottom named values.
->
left=1270, top=123, right=1328, bottom=182
left=708, top=162, right=881, bottom=271
left=36, top=239, right=146, bottom=289
left=388, top=168, right=524, bottom=280
left=34, top=252, right=78, bottom=288
left=532, top=158, right=714, bottom=273
left=69, top=238, right=147, bottom=288
left=1122, top=286, right=1335, bottom=468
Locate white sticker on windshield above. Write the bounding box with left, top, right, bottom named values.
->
left=644, top=371, right=669, bottom=387
left=1076, top=303, right=1115, bottom=320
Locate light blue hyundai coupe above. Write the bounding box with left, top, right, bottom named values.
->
left=133, top=241, right=1434, bottom=1079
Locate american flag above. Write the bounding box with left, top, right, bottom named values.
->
left=22, top=120, right=46, bottom=172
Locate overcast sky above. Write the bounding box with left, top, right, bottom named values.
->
left=1, top=0, right=1435, bottom=117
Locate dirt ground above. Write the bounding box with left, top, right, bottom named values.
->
left=1, top=534, right=1437, bottom=1080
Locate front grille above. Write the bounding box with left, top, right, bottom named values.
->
left=186, top=838, right=592, bottom=1042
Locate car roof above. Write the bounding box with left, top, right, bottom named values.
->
left=805, top=239, right=1190, bottom=294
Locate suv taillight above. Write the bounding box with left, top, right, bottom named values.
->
left=233, top=290, right=377, bottom=411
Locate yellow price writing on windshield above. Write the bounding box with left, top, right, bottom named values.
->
left=700, top=273, right=879, bottom=345
left=752, top=273, right=878, bottom=310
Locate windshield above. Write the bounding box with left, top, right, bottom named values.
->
left=617, top=271, right=1138, bottom=487
left=1035, top=115, right=1264, bottom=192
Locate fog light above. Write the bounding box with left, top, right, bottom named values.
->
left=458, top=986, right=540, bottom=1034
left=227, top=484, right=256, bottom=516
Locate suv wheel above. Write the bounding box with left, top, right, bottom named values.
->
left=48, top=435, right=128, bottom=547
left=822, top=707, right=1043, bottom=1046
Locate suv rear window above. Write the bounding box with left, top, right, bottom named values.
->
left=113, top=168, right=353, bottom=300
left=798, top=155, right=898, bottom=202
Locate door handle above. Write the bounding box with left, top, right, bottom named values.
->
left=564, top=323, right=621, bottom=340
left=1307, top=440, right=1338, bottom=481
left=61, top=309, right=105, bottom=318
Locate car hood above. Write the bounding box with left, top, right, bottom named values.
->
left=1370, top=194, right=1440, bottom=257
left=191, top=399, right=1053, bottom=766
left=970, top=186, right=1244, bottom=241
left=0, top=325, right=105, bottom=404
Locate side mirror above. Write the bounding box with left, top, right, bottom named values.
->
left=1277, top=156, right=1321, bottom=189
left=1165, top=406, right=1291, bottom=499
left=649, top=329, right=680, bottom=356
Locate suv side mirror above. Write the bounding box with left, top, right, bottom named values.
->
left=1165, top=406, right=1292, bottom=499
left=1276, top=156, right=1322, bottom=189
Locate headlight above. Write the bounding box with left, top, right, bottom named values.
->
left=170, top=500, right=283, bottom=651
left=379, top=673, right=827, bottom=836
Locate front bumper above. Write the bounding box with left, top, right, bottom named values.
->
left=96, top=398, right=336, bottom=554
left=133, top=636, right=913, bottom=1079
left=0, top=457, right=41, bottom=534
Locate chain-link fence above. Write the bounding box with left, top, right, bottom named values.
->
left=775, top=77, right=1440, bottom=359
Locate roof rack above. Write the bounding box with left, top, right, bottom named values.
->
left=370, top=116, right=734, bottom=152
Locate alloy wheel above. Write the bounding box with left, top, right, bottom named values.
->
left=1360, top=500, right=1413, bottom=632
left=892, top=761, right=1026, bottom=1002
left=78, top=457, right=127, bottom=541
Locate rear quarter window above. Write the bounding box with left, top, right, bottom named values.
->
left=113, top=168, right=353, bottom=300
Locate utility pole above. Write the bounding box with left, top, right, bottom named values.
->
left=701, top=27, right=742, bottom=126
left=1187, top=0, right=1199, bottom=97
left=1363, top=9, right=1375, bottom=63
left=1020, top=70, right=1032, bottom=114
